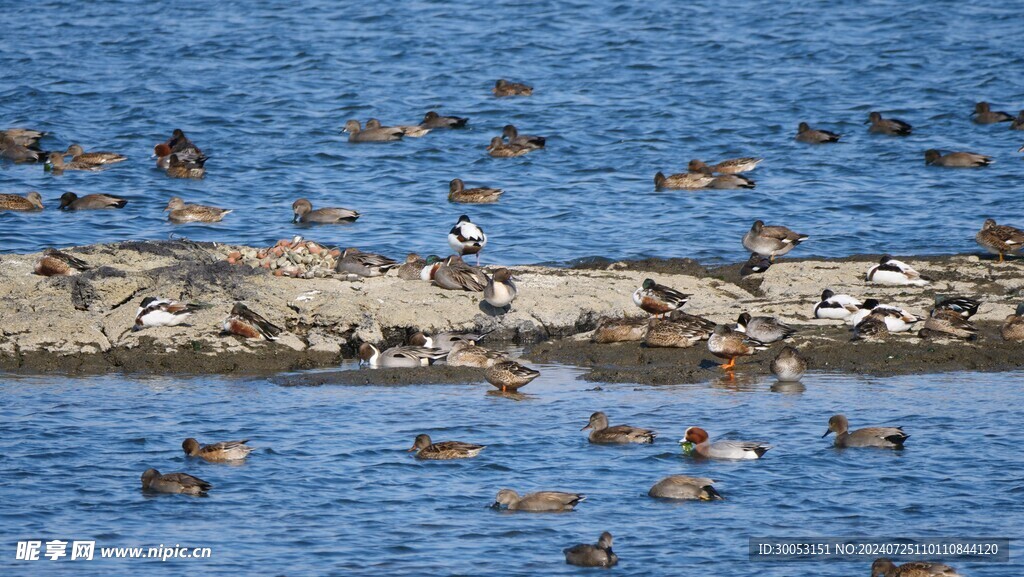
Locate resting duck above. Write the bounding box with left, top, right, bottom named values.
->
left=446, top=340, right=506, bottom=368
left=420, top=255, right=443, bottom=281
left=222, top=302, right=282, bottom=341
left=795, top=122, right=840, bottom=143
left=648, top=475, right=723, bottom=501
left=582, top=411, right=656, bottom=444
left=643, top=313, right=714, bottom=348
left=823, top=414, right=908, bottom=448
left=408, top=434, right=485, bottom=460
left=865, top=255, right=930, bottom=286
left=365, top=118, right=429, bottom=138
left=141, top=469, right=211, bottom=495
left=564, top=532, right=618, bottom=568
left=484, top=268, right=517, bottom=310
left=182, top=437, right=254, bottom=462
left=866, top=111, right=912, bottom=136
left=0, top=133, right=45, bottom=162
left=409, top=330, right=491, bottom=352
left=853, top=311, right=891, bottom=341
left=847, top=299, right=918, bottom=332
left=919, top=308, right=977, bottom=340
left=357, top=343, right=446, bottom=368
left=133, top=297, right=205, bottom=331
left=448, top=178, right=503, bottom=204
left=680, top=426, right=771, bottom=460
left=0, top=191, right=44, bottom=211
left=492, top=79, right=533, bottom=97
left=708, top=324, right=768, bottom=370
left=336, top=248, right=398, bottom=277
left=705, top=156, right=762, bottom=174
left=166, top=153, right=207, bottom=178
left=933, top=296, right=980, bottom=319
left=165, top=197, right=232, bottom=223
left=59, top=192, right=127, bottom=210
left=1001, top=304, right=1024, bottom=341
left=740, top=253, right=772, bottom=276
left=34, top=248, right=89, bottom=277
left=502, top=125, right=545, bottom=148
left=814, top=289, right=863, bottom=320
left=292, top=198, right=359, bottom=223
left=975, top=218, right=1024, bottom=262
left=742, top=220, right=808, bottom=261
left=770, top=346, right=807, bottom=382
left=45, top=151, right=99, bottom=172
left=924, top=149, right=991, bottom=167
left=632, top=278, right=690, bottom=316
left=395, top=253, right=426, bottom=280
left=420, top=111, right=468, bottom=129
left=487, top=136, right=532, bottom=157
left=492, top=489, right=584, bottom=512
left=485, top=360, right=540, bottom=391
left=971, top=101, right=1013, bottom=124
left=63, top=144, right=126, bottom=167
left=687, top=160, right=755, bottom=188
left=591, top=317, right=648, bottom=343
left=434, top=255, right=488, bottom=291
left=735, top=312, right=796, bottom=343
left=343, top=119, right=403, bottom=142
left=654, top=169, right=714, bottom=190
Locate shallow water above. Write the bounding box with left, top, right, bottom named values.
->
left=2, top=1, right=1023, bottom=264
left=1, top=364, right=1020, bottom=575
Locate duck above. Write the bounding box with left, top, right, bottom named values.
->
left=34, top=248, right=89, bottom=277
left=643, top=312, right=714, bottom=348
left=708, top=325, right=768, bottom=370
left=687, top=160, right=755, bottom=188
left=357, top=343, right=446, bottom=368
left=182, top=437, right=254, bottom=462
left=486, top=136, right=532, bottom=157
left=420, top=255, right=443, bottom=281
left=0, top=133, right=45, bottom=162
left=448, top=178, right=503, bottom=204
left=433, top=255, right=488, bottom=291
left=582, top=411, right=655, bottom=444
left=933, top=296, right=980, bottom=319
left=63, top=144, right=126, bottom=166
left=866, top=112, right=912, bottom=136
left=865, top=255, right=930, bottom=286
left=705, top=157, right=762, bottom=174
left=1010, top=111, right=1024, bottom=130
left=679, top=426, right=770, bottom=460
left=736, top=312, right=796, bottom=343
left=648, top=475, right=723, bottom=501
left=971, top=101, right=1014, bottom=124
left=871, top=558, right=961, bottom=577
left=770, top=346, right=807, bottom=381
left=161, top=128, right=204, bottom=157
left=222, top=302, right=282, bottom=341
left=166, top=153, right=207, bottom=178
left=564, top=532, right=618, bottom=568
left=740, top=253, right=772, bottom=276
left=632, top=278, right=690, bottom=316
left=447, top=215, right=487, bottom=263
left=1, top=128, right=45, bottom=149
left=409, top=330, right=491, bottom=352
left=165, top=197, right=232, bottom=223
left=0, top=191, right=44, bottom=211
left=853, top=311, right=891, bottom=341
left=365, top=118, right=430, bottom=138
left=492, top=79, right=533, bottom=97
left=133, top=297, right=205, bottom=331
left=919, top=308, right=977, bottom=341
left=502, top=125, right=545, bottom=148
left=140, top=468, right=211, bottom=495
left=484, top=268, right=517, bottom=310
left=446, top=340, right=507, bottom=368
left=653, top=169, right=714, bottom=190
left=847, top=299, right=919, bottom=332
left=395, top=253, right=426, bottom=280
left=45, top=151, right=99, bottom=172
left=814, top=289, right=863, bottom=320
left=742, top=220, right=808, bottom=261
left=343, top=119, right=403, bottom=142
left=153, top=142, right=207, bottom=169
left=975, top=218, right=1024, bottom=262
left=795, top=122, right=840, bottom=143
left=58, top=192, right=127, bottom=211
left=591, top=316, right=649, bottom=343
left=420, top=111, right=468, bottom=129
left=292, top=198, right=359, bottom=223
left=485, top=360, right=540, bottom=391
left=492, top=489, right=583, bottom=512
left=1001, top=303, right=1024, bottom=341
left=335, top=248, right=398, bottom=277
left=924, top=149, right=991, bottom=167
left=823, top=414, right=908, bottom=448
left=407, top=434, right=485, bottom=460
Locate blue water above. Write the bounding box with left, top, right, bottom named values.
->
left=1, top=365, right=1020, bottom=575
left=1, top=0, right=1023, bottom=264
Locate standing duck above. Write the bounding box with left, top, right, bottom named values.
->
left=492, top=79, right=533, bottom=97
left=971, top=101, right=1013, bottom=124
left=865, top=255, right=930, bottom=286
left=433, top=255, right=488, bottom=291
left=165, top=197, right=232, bottom=223
left=63, top=144, right=127, bottom=167
left=680, top=426, right=771, bottom=460
left=343, top=119, right=403, bottom=142
left=795, top=122, right=840, bottom=143
left=492, top=489, right=583, bottom=512
left=420, top=111, right=468, bottom=129
left=648, top=476, right=724, bottom=501
left=866, top=112, right=912, bottom=136
left=447, top=215, right=487, bottom=263
left=336, top=248, right=398, bottom=277
left=770, top=346, right=807, bottom=381
left=34, top=248, right=89, bottom=277
left=735, top=312, right=796, bottom=343
left=742, top=220, right=808, bottom=261
left=813, top=289, right=863, bottom=320
left=485, top=360, right=540, bottom=391
left=222, top=302, right=282, bottom=341
left=484, top=268, right=517, bottom=310
left=141, top=469, right=211, bottom=495
left=708, top=325, right=768, bottom=370
left=182, top=437, right=254, bottom=462
left=502, top=125, right=545, bottom=148
left=0, top=191, right=44, bottom=211
left=448, top=178, right=503, bottom=204
left=823, top=414, right=908, bottom=448
left=975, top=218, right=1024, bottom=262
left=924, top=149, right=991, bottom=167
left=292, top=198, right=360, bottom=223
left=632, top=278, right=690, bottom=316
left=581, top=411, right=656, bottom=444
left=564, top=532, right=618, bottom=568
left=408, top=434, right=485, bottom=460
left=59, top=192, right=127, bottom=211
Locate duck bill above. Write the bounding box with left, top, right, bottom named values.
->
left=489, top=502, right=502, bottom=510
left=292, top=214, right=299, bottom=223
left=406, top=446, right=417, bottom=452
left=821, top=430, right=833, bottom=438
left=580, top=424, right=591, bottom=431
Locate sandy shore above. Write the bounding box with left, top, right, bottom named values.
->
left=1, top=241, right=1021, bottom=382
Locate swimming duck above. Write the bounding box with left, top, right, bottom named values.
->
left=446, top=340, right=507, bottom=368
left=448, top=178, right=503, bottom=204
left=853, top=311, right=891, bottom=341
left=433, top=255, right=488, bottom=291
left=919, top=308, right=977, bottom=340
left=736, top=312, right=796, bottom=343
left=933, top=296, right=980, bottom=319
left=45, top=151, right=99, bottom=172
left=486, top=136, right=532, bottom=157
left=492, top=489, right=583, bottom=512
left=742, top=220, right=808, bottom=261
left=153, top=142, right=207, bottom=170
left=871, top=558, right=961, bottom=577
left=971, top=101, right=1013, bottom=124
left=396, top=253, right=427, bottom=280
left=924, top=149, right=991, bottom=167
left=182, top=437, right=254, bottom=462
left=687, top=160, right=755, bottom=188
left=365, top=118, right=430, bottom=138
left=63, top=144, right=126, bottom=167
left=866, top=255, right=931, bottom=286
left=680, top=426, right=771, bottom=459
left=795, top=122, right=840, bottom=143
left=975, top=218, right=1024, bottom=262
left=492, top=79, right=533, bottom=97
left=1000, top=303, right=1024, bottom=341
left=653, top=169, right=714, bottom=190
left=502, top=125, right=545, bottom=148
left=165, top=197, right=232, bottom=223
left=708, top=325, right=768, bottom=370
left=847, top=299, right=919, bottom=332
left=420, top=255, right=443, bottom=281
left=357, top=343, right=447, bottom=368
left=133, top=297, right=205, bottom=331
left=408, top=434, right=485, bottom=460
left=141, top=468, right=211, bottom=495
left=409, top=330, right=491, bottom=352
left=564, top=532, right=618, bottom=568
left=484, top=268, right=517, bottom=310
left=58, top=192, right=127, bottom=211
left=485, top=360, right=540, bottom=391
left=0, top=133, right=45, bottom=162
left=814, top=289, right=863, bottom=320
left=1, top=128, right=45, bottom=149
left=34, top=248, right=89, bottom=277
left=161, top=128, right=204, bottom=157
left=632, top=278, right=690, bottom=316
left=591, top=316, right=649, bottom=343
left=166, top=153, right=207, bottom=178
left=335, top=248, right=398, bottom=277
left=740, top=253, right=772, bottom=276
left=222, top=302, right=282, bottom=341
left=343, top=119, right=403, bottom=142
left=292, top=198, right=360, bottom=223
left=648, top=475, right=724, bottom=501
left=420, top=111, right=468, bottom=129
left=582, top=411, right=656, bottom=444
left=866, top=112, right=912, bottom=136
left=770, top=346, right=807, bottom=381
left=643, top=313, right=714, bottom=348
left=823, top=414, right=907, bottom=448
left=447, top=215, right=487, bottom=263
left=706, top=157, right=763, bottom=174
left=0, top=191, right=44, bottom=211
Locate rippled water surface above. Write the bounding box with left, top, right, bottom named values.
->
left=1, top=365, right=1021, bottom=575
left=1, top=0, right=1023, bottom=263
